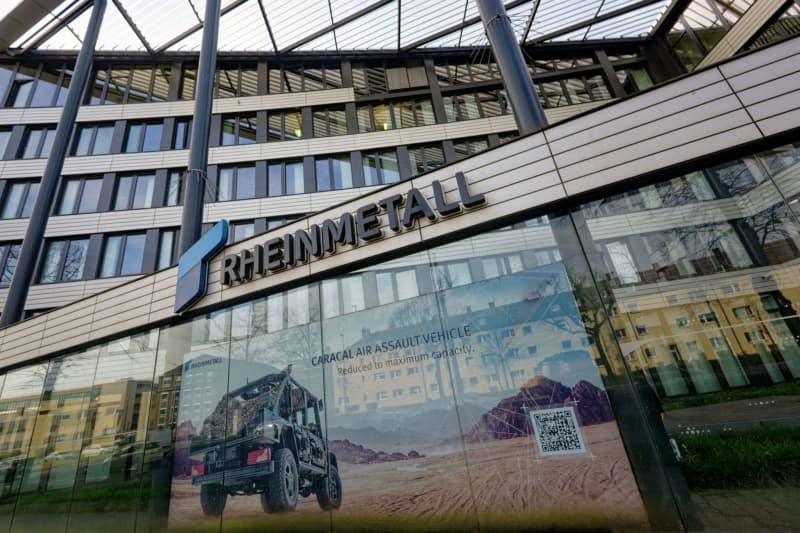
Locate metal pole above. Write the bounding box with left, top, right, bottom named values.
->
left=178, top=0, right=221, bottom=255
left=0, top=0, right=107, bottom=327
left=477, top=0, right=547, bottom=134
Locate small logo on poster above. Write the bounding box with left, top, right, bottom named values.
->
left=530, top=406, right=587, bottom=456
left=174, top=220, right=228, bottom=314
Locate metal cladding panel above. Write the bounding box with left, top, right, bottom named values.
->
left=1, top=40, right=799, bottom=368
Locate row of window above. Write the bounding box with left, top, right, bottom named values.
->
left=0, top=212, right=305, bottom=286
left=2, top=50, right=649, bottom=110
left=0, top=93, right=495, bottom=161
left=0, top=136, right=502, bottom=218
left=1, top=170, right=182, bottom=220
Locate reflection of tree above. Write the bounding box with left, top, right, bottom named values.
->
left=477, top=329, right=513, bottom=390
left=542, top=271, right=617, bottom=375
left=387, top=297, right=449, bottom=401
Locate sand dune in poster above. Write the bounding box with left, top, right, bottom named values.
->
left=168, top=422, right=647, bottom=531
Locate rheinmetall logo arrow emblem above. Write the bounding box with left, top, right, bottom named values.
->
left=174, top=220, right=228, bottom=314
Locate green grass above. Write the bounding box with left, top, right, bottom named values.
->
left=662, top=381, right=800, bottom=411
left=675, top=425, right=800, bottom=490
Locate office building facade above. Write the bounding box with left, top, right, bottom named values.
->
left=0, top=0, right=798, bottom=531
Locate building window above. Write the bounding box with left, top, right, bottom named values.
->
left=315, top=154, right=353, bottom=191
left=408, top=143, right=446, bottom=176
left=268, top=160, right=304, bottom=196
left=453, top=136, right=490, bottom=159
left=87, top=64, right=171, bottom=105
left=157, top=228, right=179, bottom=269
left=267, top=109, right=303, bottom=141
left=0, top=242, right=21, bottom=288
left=0, top=128, right=11, bottom=159
left=220, top=113, right=257, bottom=145
left=434, top=59, right=502, bottom=86
left=362, top=150, right=400, bottom=186
left=165, top=170, right=183, bottom=207
left=114, top=173, right=155, bottom=210
left=173, top=118, right=191, bottom=149
left=215, top=65, right=258, bottom=98
left=19, top=126, right=56, bottom=159
left=100, top=233, right=146, bottom=277
left=231, top=221, right=255, bottom=243
left=58, top=176, right=103, bottom=215
left=124, top=121, right=163, bottom=153
left=39, top=237, right=89, bottom=283
left=268, top=63, right=343, bottom=93
left=217, top=164, right=256, bottom=201
left=357, top=99, right=435, bottom=133
left=73, top=123, right=114, bottom=156
left=1, top=181, right=39, bottom=219
left=312, top=106, right=347, bottom=137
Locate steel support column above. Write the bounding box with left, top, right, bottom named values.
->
left=477, top=0, right=547, bottom=134
left=0, top=0, right=107, bottom=327
left=179, top=0, right=221, bottom=255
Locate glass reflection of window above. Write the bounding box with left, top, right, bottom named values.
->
left=0, top=242, right=21, bottom=288
left=217, top=164, right=256, bottom=201
left=1, top=181, right=39, bottom=219
left=114, top=173, right=155, bottom=210
left=100, top=233, right=146, bottom=277
left=157, top=228, right=178, bottom=269
left=40, top=237, right=89, bottom=283
left=58, top=177, right=102, bottom=215
left=342, top=276, right=366, bottom=313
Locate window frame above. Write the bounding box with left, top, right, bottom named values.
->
left=72, top=122, right=115, bottom=156
left=0, top=242, right=21, bottom=288
left=39, top=237, right=90, bottom=284
left=123, top=120, right=164, bottom=153
left=1, top=180, right=39, bottom=219
left=99, top=232, right=147, bottom=278
left=57, top=176, right=104, bottom=215
left=217, top=164, right=257, bottom=202
left=18, top=125, right=56, bottom=159
left=113, top=172, right=156, bottom=211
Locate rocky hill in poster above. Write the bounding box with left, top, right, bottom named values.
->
left=328, top=439, right=423, bottom=464
left=465, top=376, right=614, bottom=442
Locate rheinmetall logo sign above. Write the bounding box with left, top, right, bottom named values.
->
left=174, top=220, right=229, bottom=314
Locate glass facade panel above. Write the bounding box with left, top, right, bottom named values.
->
left=4, top=138, right=800, bottom=532
left=0, top=363, right=49, bottom=532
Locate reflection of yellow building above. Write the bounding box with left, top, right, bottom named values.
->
left=4, top=379, right=153, bottom=456
left=332, top=299, right=591, bottom=414
left=608, top=262, right=800, bottom=397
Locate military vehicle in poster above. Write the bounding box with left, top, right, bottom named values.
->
left=189, top=369, right=341, bottom=515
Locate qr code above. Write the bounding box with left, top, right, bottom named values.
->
left=529, top=406, right=587, bottom=457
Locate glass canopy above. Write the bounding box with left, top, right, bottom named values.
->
left=0, top=0, right=755, bottom=54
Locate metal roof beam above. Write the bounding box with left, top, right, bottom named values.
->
left=0, top=0, right=67, bottom=50
left=527, top=0, right=665, bottom=43
left=155, top=0, right=247, bottom=53
left=522, top=0, right=542, bottom=43
left=650, top=0, right=694, bottom=36
left=401, top=0, right=529, bottom=51
left=278, top=0, right=394, bottom=54
left=16, top=0, right=92, bottom=53
left=256, top=0, right=280, bottom=53
left=111, top=0, right=155, bottom=55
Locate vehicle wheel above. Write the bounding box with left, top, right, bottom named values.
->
left=263, top=448, right=298, bottom=512
left=200, top=483, right=227, bottom=516
left=315, top=466, right=342, bottom=510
